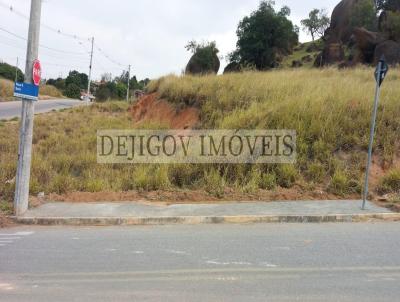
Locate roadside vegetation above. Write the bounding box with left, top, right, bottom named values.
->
left=0, top=78, right=14, bottom=101
left=147, top=67, right=400, bottom=198
left=1, top=68, right=400, bottom=209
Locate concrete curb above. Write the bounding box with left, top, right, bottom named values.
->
left=12, top=213, right=400, bottom=226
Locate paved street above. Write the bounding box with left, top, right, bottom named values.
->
left=1, top=223, right=400, bottom=301
left=0, top=99, right=83, bottom=120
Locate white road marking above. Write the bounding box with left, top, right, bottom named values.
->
left=260, top=262, right=278, bottom=268
left=206, top=260, right=231, bottom=266
left=0, top=283, right=14, bottom=291
left=14, top=231, right=34, bottom=236
left=166, top=250, right=190, bottom=255
left=0, top=231, right=34, bottom=236
left=0, top=231, right=33, bottom=247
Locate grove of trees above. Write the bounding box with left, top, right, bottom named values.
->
left=226, top=0, right=299, bottom=70
left=0, top=62, right=24, bottom=82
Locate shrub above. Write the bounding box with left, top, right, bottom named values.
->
left=65, top=83, right=81, bottom=99
left=328, top=169, right=362, bottom=196
left=378, top=169, right=400, bottom=194
left=260, top=173, right=277, bottom=190
left=277, top=165, right=298, bottom=188
left=0, top=62, right=24, bottom=82
left=306, top=162, right=326, bottom=183
left=203, top=168, right=226, bottom=198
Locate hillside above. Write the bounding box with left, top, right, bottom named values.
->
left=281, top=40, right=324, bottom=68
left=1, top=68, right=399, bottom=211
left=147, top=68, right=400, bottom=207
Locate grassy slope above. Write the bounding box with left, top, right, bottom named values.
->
left=281, top=41, right=322, bottom=68
left=147, top=68, right=400, bottom=198
left=1, top=68, right=400, bottom=209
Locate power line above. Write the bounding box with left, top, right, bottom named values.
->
left=0, top=1, right=89, bottom=41
left=0, top=0, right=128, bottom=69
left=0, top=26, right=87, bottom=55
left=94, top=42, right=126, bottom=67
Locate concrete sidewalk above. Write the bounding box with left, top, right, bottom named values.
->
left=14, top=200, right=400, bottom=226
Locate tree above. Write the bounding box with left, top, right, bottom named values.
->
left=64, top=83, right=81, bottom=99
left=46, top=78, right=65, bottom=91
left=0, top=62, right=24, bottom=82
left=351, top=0, right=378, bottom=31
left=65, top=70, right=88, bottom=90
left=228, top=1, right=298, bottom=70
left=301, top=9, right=331, bottom=42
left=376, top=0, right=400, bottom=11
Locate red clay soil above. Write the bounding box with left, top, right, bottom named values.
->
left=45, top=186, right=354, bottom=205
left=130, top=93, right=200, bottom=129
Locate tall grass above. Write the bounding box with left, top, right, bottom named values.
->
left=1, top=68, right=400, bottom=203
left=147, top=67, right=400, bottom=196
left=39, top=85, right=63, bottom=98
left=0, top=78, right=14, bottom=100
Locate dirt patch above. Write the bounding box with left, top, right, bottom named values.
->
left=130, top=93, right=200, bottom=129
left=44, top=186, right=355, bottom=206
left=0, top=213, right=14, bottom=228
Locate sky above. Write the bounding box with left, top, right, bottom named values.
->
left=0, top=0, right=339, bottom=81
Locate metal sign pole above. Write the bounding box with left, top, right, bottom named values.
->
left=362, top=60, right=384, bottom=210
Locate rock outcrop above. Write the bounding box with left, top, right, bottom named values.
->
left=185, top=52, right=220, bottom=75
left=223, top=62, right=241, bottom=74
left=328, top=0, right=359, bottom=44
left=316, top=0, right=400, bottom=67
left=374, top=40, right=400, bottom=64
left=351, top=27, right=388, bottom=63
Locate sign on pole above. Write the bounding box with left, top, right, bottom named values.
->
left=32, top=59, right=41, bottom=86
left=362, top=56, right=389, bottom=210
left=374, top=58, right=389, bottom=87
left=14, top=82, right=39, bottom=101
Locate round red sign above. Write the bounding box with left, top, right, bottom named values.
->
left=32, top=59, right=41, bottom=86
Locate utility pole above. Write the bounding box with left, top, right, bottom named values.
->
left=14, top=0, right=42, bottom=216
left=126, top=64, right=131, bottom=102
left=86, top=37, right=94, bottom=105
left=15, top=57, right=19, bottom=82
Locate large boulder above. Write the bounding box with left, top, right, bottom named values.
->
left=185, top=52, right=220, bottom=75
left=352, top=27, right=388, bottom=63
left=374, top=40, right=400, bottom=65
left=223, top=62, right=241, bottom=74
left=328, top=0, right=360, bottom=44
left=314, top=43, right=345, bottom=67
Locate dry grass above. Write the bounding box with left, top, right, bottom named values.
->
left=148, top=67, right=400, bottom=196
left=39, top=84, right=63, bottom=98
left=0, top=78, right=14, bottom=101
left=1, top=68, right=400, bottom=208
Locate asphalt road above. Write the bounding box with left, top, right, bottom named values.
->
left=0, top=99, right=83, bottom=120
left=1, top=223, right=400, bottom=302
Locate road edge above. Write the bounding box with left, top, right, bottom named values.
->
left=11, top=213, right=400, bottom=226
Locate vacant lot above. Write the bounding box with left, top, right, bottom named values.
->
left=1, top=68, right=400, bottom=212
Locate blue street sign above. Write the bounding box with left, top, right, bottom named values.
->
left=13, top=82, right=39, bottom=101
